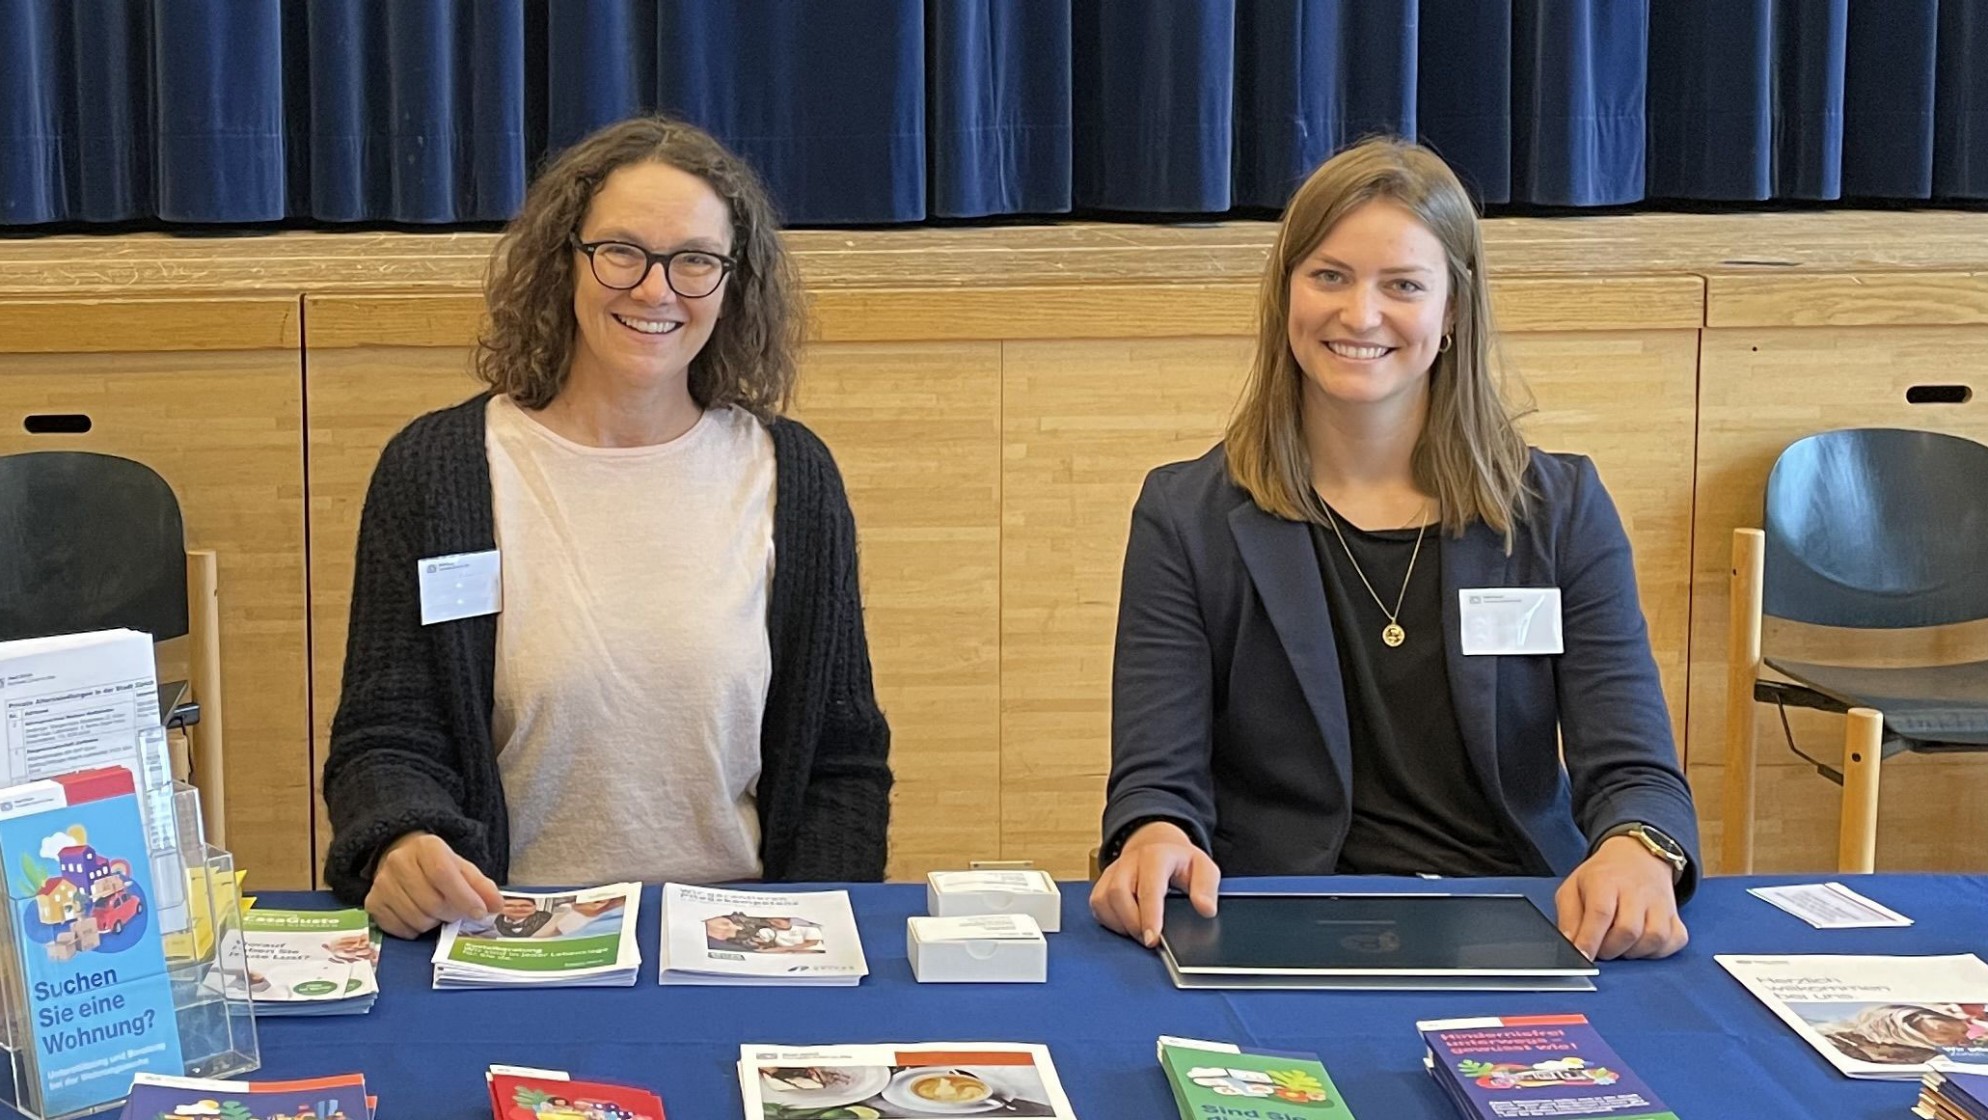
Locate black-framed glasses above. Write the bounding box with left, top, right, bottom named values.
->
left=570, top=234, right=737, bottom=298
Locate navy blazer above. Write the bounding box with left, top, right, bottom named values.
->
left=1102, top=444, right=1701, bottom=901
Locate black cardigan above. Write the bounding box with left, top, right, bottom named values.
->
left=321, top=395, right=892, bottom=904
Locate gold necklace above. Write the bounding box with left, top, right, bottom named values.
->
left=1321, top=500, right=1429, bottom=648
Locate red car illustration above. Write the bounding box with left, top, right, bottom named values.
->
left=94, top=889, right=142, bottom=934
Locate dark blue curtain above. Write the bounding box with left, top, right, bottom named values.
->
left=4, top=0, right=1986, bottom=228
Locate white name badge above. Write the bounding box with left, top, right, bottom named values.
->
left=418, top=549, right=502, bottom=625
left=1459, top=587, right=1563, bottom=655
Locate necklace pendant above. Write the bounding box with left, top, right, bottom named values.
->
left=1382, top=623, right=1406, bottom=648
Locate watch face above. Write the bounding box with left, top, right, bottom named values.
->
left=1636, top=826, right=1686, bottom=863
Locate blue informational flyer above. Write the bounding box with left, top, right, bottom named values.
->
left=0, top=766, right=184, bottom=1117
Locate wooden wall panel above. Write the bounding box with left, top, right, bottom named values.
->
left=789, top=344, right=1002, bottom=878
left=1000, top=338, right=1252, bottom=877
left=0, top=339, right=311, bottom=885
left=1689, top=326, right=1988, bottom=873
left=1507, top=330, right=1701, bottom=746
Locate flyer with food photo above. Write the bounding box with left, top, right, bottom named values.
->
left=738, top=1043, right=1077, bottom=1119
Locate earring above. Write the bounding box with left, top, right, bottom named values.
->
left=1439, top=333, right=1453, bottom=353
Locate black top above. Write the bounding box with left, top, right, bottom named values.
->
left=1309, top=513, right=1526, bottom=877
left=319, top=394, right=893, bottom=904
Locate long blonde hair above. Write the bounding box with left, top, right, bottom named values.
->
left=1224, top=137, right=1532, bottom=544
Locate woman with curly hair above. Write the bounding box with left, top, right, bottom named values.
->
left=321, top=116, right=892, bottom=938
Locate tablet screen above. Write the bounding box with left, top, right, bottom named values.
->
left=1161, top=894, right=1595, bottom=975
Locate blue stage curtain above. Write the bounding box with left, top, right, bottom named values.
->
left=1933, top=0, right=1988, bottom=198
left=1232, top=0, right=1417, bottom=210
left=298, top=0, right=526, bottom=223
left=928, top=0, right=1072, bottom=218
left=4, top=0, right=1987, bottom=228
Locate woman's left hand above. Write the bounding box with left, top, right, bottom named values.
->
left=1553, top=836, right=1689, bottom=960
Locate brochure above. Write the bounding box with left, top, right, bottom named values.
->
left=1717, top=954, right=1988, bottom=1079
left=235, top=907, right=379, bottom=1015
left=0, top=629, right=188, bottom=934
left=1418, top=1015, right=1676, bottom=1119
left=0, top=766, right=185, bottom=1118
left=739, top=1043, right=1077, bottom=1119
left=1918, top=1058, right=1988, bottom=1120
left=1158, top=1035, right=1357, bottom=1118
left=120, top=1071, right=375, bottom=1119
left=433, top=882, right=640, bottom=988
left=486, top=1064, right=665, bottom=1120
left=659, top=884, right=867, bottom=986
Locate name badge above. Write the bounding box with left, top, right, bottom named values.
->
left=418, top=550, right=502, bottom=626
left=1459, top=588, right=1563, bottom=655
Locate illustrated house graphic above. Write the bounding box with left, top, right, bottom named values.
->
left=57, top=844, right=115, bottom=896
left=34, top=877, right=82, bottom=925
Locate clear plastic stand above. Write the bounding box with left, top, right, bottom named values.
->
left=0, top=783, right=258, bottom=1119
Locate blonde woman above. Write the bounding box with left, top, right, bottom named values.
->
left=1091, top=138, right=1697, bottom=961
left=323, top=116, right=892, bottom=937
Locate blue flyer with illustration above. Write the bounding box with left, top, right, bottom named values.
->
left=0, top=766, right=183, bottom=1117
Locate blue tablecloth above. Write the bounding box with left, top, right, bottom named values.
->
left=222, top=874, right=1988, bottom=1118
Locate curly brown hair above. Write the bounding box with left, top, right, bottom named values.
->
left=476, top=115, right=802, bottom=418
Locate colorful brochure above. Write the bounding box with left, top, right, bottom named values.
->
left=1717, top=954, right=1988, bottom=1079
left=1158, top=1035, right=1357, bottom=1117
left=433, top=882, right=640, bottom=988
left=119, top=1071, right=375, bottom=1119
left=0, top=766, right=184, bottom=1118
left=659, top=884, right=867, bottom=986
left=1418, top=1014, right=1677, bottom=1119
left=739, top=1043, right=1077, bottom=1119
left=236, top=907, right=379, bottom=1014
left=0, top=629, right=188, bottom=934
left=1919, top=1058, right=1988, bottom=1120
left=486, top=1064, right=665, bottom=1120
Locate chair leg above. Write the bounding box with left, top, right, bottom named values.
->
left=1724, top=528, right=1766, bottom=874
left=1837, top=708, right=1884, bottom=874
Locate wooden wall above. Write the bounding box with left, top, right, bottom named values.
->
left=3, top=214, right=1986, bottom=886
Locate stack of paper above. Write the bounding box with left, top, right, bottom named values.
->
left=487, top=1064, right=665, bottom=1119
left=1718, top=954, right=1988, bottom=1079
left=1158, top=1036, right=1357, bottom=1118
left=1418, top=1014, right=1676, bottom=1120
left=433, top=882, right=641, bottom=988
left=739, top=1043, right=1077, bottom=1118
left=120, top=1072, right=375, bottom=1119
left=238, top=907, right=381, bottom=1015
left=1919, top=1059, right=1988, bottom=1120
left=658, top=883, right=867, bottom=986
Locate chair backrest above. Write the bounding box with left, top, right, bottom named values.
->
left=1762, top=427, right=1988, bottom=629
left=0, top=451, right=189, bottom=643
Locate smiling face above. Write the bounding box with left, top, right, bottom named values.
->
left=499, top=897, right=537, bottom=921
left=566, top=160, right=734, bottom=402
left=1286, top=198, right=1452, bottom=416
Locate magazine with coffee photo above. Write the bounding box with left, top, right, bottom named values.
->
left=1718, top=953, right=1988, bottom=1079
left=660, top=883, right=868, bottom=986
left=739, top=1043, right=1078, bottom=1119
left=432, top=881, right=641, bottom=988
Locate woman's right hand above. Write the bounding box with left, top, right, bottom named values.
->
left=1088, top=820, right=1221, bottom=948
left=364, top=831, right=503, bottom=939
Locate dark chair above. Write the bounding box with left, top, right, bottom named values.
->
left=1725, top=428, right=1988, bottom=873
left=0, top=450, right=227, bottom=846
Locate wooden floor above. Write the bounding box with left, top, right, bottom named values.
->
left=3, top=211, right=1987, bottom=887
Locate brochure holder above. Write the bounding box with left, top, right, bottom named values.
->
left=0, top=782, right=258, bottom=1119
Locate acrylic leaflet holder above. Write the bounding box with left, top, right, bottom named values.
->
left=0, top=781, right=258, bottom=1119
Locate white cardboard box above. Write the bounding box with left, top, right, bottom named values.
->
left=906, top=915, right=1047, bottom=983
left=925, top=869, right=1062, bottom=932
